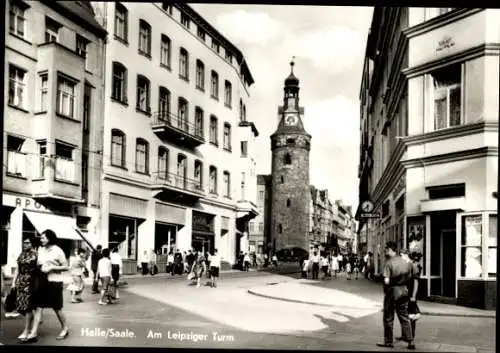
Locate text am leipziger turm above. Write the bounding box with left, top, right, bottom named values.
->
left=269, top=59, right=312, bottom=254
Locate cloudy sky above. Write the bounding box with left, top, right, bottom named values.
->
left=192, top=4, right=374, bottom=210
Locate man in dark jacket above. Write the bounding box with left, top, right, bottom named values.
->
left=377, top=241, right=415, bottom=350
left=91, top=245, right=103, bottom=294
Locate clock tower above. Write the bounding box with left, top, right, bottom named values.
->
left=269, top=59, right=312, bottom=255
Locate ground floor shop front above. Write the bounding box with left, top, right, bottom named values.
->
left=362, top=155, right=497, bottom=309
left=99, top=179, right=254, bottom=274
left=1, top=192, right=99, bottom=277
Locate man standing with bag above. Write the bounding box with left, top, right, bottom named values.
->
left=90, top=245, right=102, bottom=294
left=377, top=241, right=415, bottom=350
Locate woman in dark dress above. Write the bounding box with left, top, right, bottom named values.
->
left=11, top=235, right=38, bottom=341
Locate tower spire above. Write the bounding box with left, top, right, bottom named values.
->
left=290, top=56, right=295, bottom=74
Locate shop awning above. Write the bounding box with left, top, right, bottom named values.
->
left=24, top=211, right=84, bottom=241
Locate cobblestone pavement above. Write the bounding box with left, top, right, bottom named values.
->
left=0, top=272, right=495, bottom=352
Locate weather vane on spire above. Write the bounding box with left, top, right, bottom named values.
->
left=290, top=56, right=295, bottom=73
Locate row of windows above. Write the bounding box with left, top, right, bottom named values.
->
left=110, top=129, right=232, bottom=196
left=111, top=62, right=235, bottom=149
left=114, top=3, right=240, bottom=110
left=9, top=3, right=92, bottom=71
left=249, top=222, right=264, bottom=233
left=115, top=3, right=234, bottom=65
left=8, top=65, right=92, bottom=132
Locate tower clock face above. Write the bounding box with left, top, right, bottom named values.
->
left=285, top=114, right=298, bottom=126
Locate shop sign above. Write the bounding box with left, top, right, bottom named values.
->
left=436, top=36, right=455, bottom=52
left=5, top=195, right=47, bottom=211
left=192, top=212, right=214, bottom=233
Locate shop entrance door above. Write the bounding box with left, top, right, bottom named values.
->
left=441, top=229, right=456, bottom=298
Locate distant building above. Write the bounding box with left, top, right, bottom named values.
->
left=2, top=1, right=106, bottom=276
left=249, top=175, right=272, bottom=254
left=356, top=7, right=498, bottom=309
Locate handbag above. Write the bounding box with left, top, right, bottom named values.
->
left=5, top=287, right=17, bottom=312
left=408, top=300, right=421, bottom=320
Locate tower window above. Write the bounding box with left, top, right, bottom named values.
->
left=287, top=199, right=291, bottom=207
left=287, top=138, right=295, bottom=145
left=281, top=176, right=284, bottom=183
left=284, top=153, right=292, bottom=165
left=278, top=224, right=282, bottom=233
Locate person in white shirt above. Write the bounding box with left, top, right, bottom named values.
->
left=167, top=252, right=175, bottom=275
left=302, top=257, right=310, bottom=279
left=110, top=248, right=122, bottom=300
left=209, top=249, right=221, bottom=288
left=321, top=255, right=330, bottom=280
left=243, top=252, right=251, bottom=271
left=140, top=250, right=149, bottom=276
left=311, top=251, right=320, bottom=280
left=271, top=254, right=278, bottom=267
left=97, top=249, right=112, bottom=305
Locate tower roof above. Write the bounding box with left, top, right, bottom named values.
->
left=284, top=57, right=299, bottom=87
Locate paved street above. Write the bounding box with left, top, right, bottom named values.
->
left=1, top=271, right=495, bottom=352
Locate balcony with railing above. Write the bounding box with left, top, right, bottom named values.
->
left=151, top=111, right=205, bottom=148
left=151, top=170, right=205, bottom=202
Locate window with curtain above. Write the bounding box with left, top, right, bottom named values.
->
left=111, top=129, right=126, bottom=167
left=56, top=77, right=75, bottom=118
left=209, top=116, right=218, bottom=145
left=223, top=123, right=231, bottom=151
left=158, top=86, right=170, bottom=121
left=39, top=74, right=48, bottom=112
left=179, top=48, right=189, bottom=80
left=195, top=107, right=203, bottom=137
left=196, top=60, right=205, bottom=90
left=136, top=75, right=150, bottom=112
left=114, top=3, right=128, bottom=42
left=8, top=65, right=26, bottom=109
left=157, top=147, right=168, bottom=179
left=112, top=62, right=127, bottom=103
left=209, top=166, right=217, bottom=194
left=178, top=98, right=188, bottom=130
left=194, top=160, right=202, bottom=190
left=432, top=64, right=462, bottom=131
left=138, top=19, right=151, bottom=56
left=9, top=1, right=26, bottom=37
left=210, top=71, right=219, bottom=99
left=223, top=171, right=230, bottom=197
left=224, top=80, right=232, bottom=107
left=160, top=34, right=171, bottom=67
left=461, top=215, right=483, bottom=278
left=135, top=138, right=149, bottom=174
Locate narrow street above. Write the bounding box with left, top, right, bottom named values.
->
left=1, top=271, right=495, bottom=352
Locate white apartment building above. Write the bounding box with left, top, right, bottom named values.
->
left=2, top=1, right=106, bottom=276
left=90, top=2, right=258, bottom=273
left=357, top=8, right=498, bottom=309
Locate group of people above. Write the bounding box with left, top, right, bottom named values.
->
left=3, top=232, right=124, bottom=344
left=300, top=251, right=362, bottom=280
left=182, top=249, right=221, bottom=288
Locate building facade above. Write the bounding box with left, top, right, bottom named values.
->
left=249, top=175, right=271, bottom=254
left=356, top=7, right=498, bottom=309
left=309, top=186, right=337, bottom=252
left=269, top=62, right=312, bottom=254
left=2, top=0, right=106, bottom=276
left=90, top=2, right=258, bottom=273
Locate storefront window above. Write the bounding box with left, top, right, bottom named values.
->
left=109, top=215, right=137, bottom=260
left=460, top=215, right=482, bottom=278
left=407, top=216, right=425, bottom=276
left=488, top=215, right=497, bottom=278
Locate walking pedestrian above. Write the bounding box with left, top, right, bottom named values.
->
left=97, top=248, right=113, bottom=305
left=396, top=252, right=422, bottom=346
left=353, top=256, right=360, bottom=280
left=209, top=249, right=221, bottom=288
left=149, top=249, right=158, bottom=276
left=346, top=256, right=352, bottom=280
left=264, top=253, right=269, bottom=268
left=321, top=254, right=329, bottom=280
left=174, top=249, right=183, bottom=275
left=90, top=245, right=102, bottom=293
left=190, top=251, right=206, bottom=288
left=110, top=248, right=122, bottom=301
left=377, top=241, right=415, bottom=350
left=337, top=253, right=343, bottom=273
left=28, top=230, right=70, bottom=343
left=140, top=250, right=149, bottom=276
left=11, top=235, right=38, bottom=342
left=331, top=253, right=339, bottom=279
left=205, top=251, right=212, bottom=279
left=243, top=252, right=251, bottom=271
left=167, top=251, right=175, bottom=275
left=367, top=252, right=375, bottom=280
left=67, top=248, right=87, bottom=303
left=271, top=253, right=278, bottom=267
left=301, top=256, right=310, bottom=278
left=311, top=251, right=320, bottom=280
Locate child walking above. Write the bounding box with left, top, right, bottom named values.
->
left=67, top=248, right=88, bottom=303
left=97, top=248, right=113, bottom=305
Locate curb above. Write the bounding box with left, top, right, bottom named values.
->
left=247, top=289, right=495, bottom=318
